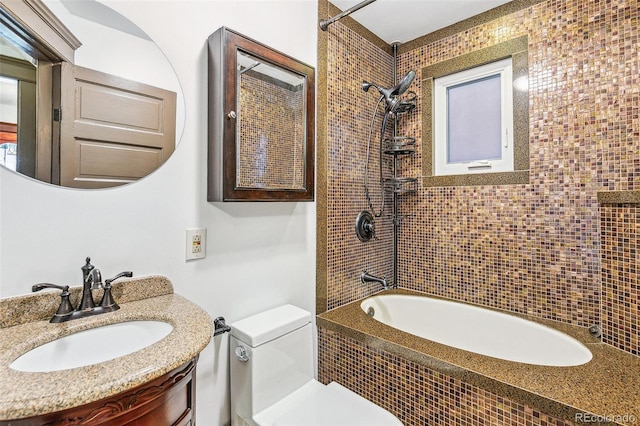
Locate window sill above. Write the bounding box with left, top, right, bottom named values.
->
left=423, top=170, right=529, bottom=187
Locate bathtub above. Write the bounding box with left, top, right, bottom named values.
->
left=360, top=294, right=592, bottom=367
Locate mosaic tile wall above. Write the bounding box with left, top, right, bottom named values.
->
left=323, top=0, right=640, bottom=335
left=601, top=204, right=640, bottom=356
left=318, top=328, right=574, bottom=426
left=392, top=0, right=639, bottom=331
left=324, top=19, right=395, bottom=309
left=319, top=0, right=640, bottom=423
left=238, top=74, right=305, bottom=189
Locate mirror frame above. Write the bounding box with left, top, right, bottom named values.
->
left=207, top=27, right=315, bottom=202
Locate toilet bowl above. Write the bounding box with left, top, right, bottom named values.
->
left=230, top=304, right=403, bottom=426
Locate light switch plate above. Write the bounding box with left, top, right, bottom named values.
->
left=186, top=228, right=206, bottom=260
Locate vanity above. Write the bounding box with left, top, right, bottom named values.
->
left=0, top=276, right=213, bottom=425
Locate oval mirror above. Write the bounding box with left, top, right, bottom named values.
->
left=0, top=0, right=185, bottom=189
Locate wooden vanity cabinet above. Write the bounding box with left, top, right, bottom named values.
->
left=4, top=357, right=198, bottom=426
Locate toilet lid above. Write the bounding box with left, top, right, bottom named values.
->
left=273, top=382, right=403, bottom=426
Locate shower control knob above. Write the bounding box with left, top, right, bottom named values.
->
left=355, top=210, right=376, bottom=242
left=227, top=111, right=237, bottom=120
left=235, top=345, right=249, bottom=362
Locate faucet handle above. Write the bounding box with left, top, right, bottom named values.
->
left=104, top=271, right=133, bottom=287
left=99, top=285, right=119, bottom=311
left=99, top=271, right=132, bottom=311
left=32, top=283, right=75, bottom=323
left=32, top=282, right=67, bottom=293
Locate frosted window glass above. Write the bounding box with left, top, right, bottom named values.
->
left=447, top=74, right=501, bottom=163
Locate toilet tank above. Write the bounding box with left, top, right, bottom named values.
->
left=230, top=305, right=314, bottom=424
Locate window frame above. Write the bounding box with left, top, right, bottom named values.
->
left=422, top=36, right=529, bottom=187
left=433, top=58, right=514, bottom=176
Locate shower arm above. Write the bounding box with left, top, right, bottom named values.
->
left=319, top=0, right=377, bottom=31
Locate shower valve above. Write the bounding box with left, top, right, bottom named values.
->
left=355, top=211, right=376, bottom=242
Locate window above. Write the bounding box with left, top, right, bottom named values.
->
left=433, top=58, right=513, bottom=176
left=422, top=36, right=529, bottom=187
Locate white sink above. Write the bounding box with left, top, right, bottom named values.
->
left=10, top=320, right=173, bottom=372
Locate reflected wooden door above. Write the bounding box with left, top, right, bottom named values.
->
left=57, top=65, right=176, bottom=188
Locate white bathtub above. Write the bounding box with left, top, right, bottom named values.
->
left=360, top=294, right=592, bottom=367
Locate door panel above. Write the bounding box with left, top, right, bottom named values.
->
left=75, top=140, right=164, bottom=184
left=60, top=65, right=176, bottom=188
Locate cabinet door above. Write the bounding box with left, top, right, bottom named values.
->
left=2, top=358, right=197, bottom=426
left=207, top=27, right=315, bottom=201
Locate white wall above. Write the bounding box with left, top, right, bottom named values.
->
left=0, top=1, right=318, bottom=425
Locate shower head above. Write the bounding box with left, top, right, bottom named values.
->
left=362, top=70, right=416, bottom=113
left=393, top=70, right=416, bottom=97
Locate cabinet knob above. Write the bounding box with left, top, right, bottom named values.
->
left=227, top=111, right=237, bottom=120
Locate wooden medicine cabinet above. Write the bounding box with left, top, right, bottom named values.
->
left=207, top=27, right=315, bottom=201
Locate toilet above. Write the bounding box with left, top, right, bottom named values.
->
left=229, top=304, right=403, bottom=426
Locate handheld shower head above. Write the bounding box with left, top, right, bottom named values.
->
left=392, top=70, right=416, bottom=97
left=362, top=70, right=416, bottom=113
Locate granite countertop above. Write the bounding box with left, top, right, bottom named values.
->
left=0, top=276, right=213, bottom=421
left=318, top=289, right=640, bottom=425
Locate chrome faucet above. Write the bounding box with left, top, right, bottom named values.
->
left=360, top=271, right=390, bottom=290
left=32, top=257, right=133, bottom=323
